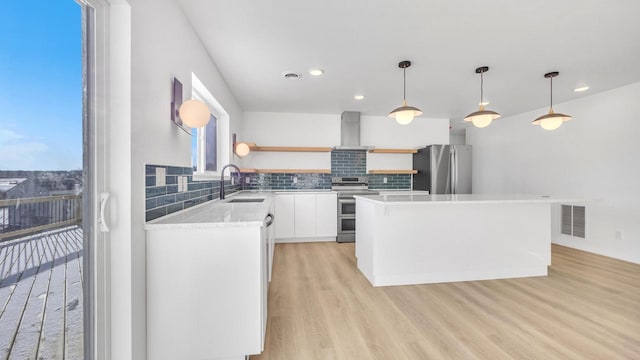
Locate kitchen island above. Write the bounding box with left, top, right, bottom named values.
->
left=354, top=194, right=561, bottom=287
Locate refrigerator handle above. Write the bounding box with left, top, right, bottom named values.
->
left=451, top=147, right=457, bottom=194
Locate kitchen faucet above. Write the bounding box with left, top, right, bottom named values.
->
left=219, top=163, right=241, bottom=200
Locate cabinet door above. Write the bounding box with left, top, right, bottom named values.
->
left=260, top=226, right=268, bottom=348
left=316, top=193, right=337, bottom=237
left=275, top=194, right=295, bottom=238
left=268, top=221, right=275, bottom=281
left=294, top=194, right=316, bottom=237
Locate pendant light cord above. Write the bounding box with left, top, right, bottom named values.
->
left=550, top=76, right=553, bottom=109
left=403, top=67, right=407, bottom=101
left=480, top=71, right=484, bottom=105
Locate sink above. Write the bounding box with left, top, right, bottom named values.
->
left=226, top=198, right=265, bottom=203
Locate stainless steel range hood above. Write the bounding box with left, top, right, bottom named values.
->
left=334, top=111, right=371, bottom=150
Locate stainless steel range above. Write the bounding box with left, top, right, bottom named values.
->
left=331, top=177, right=378, bottom=243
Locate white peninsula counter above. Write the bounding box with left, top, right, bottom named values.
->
left=145, top=192, right=275, bottom=360
left=355, top=194, right=563, bottom=287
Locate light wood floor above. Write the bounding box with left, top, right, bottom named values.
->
left=252, top=242, right=640, bottom=360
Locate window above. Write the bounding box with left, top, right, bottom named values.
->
left=205, top=114, right=218, bottom=171
left=190, top=73, right=229, bottom=177
left=192, top=113, right=218, bottom=172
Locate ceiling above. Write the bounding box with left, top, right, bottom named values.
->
left=177, top=0, right=640, bottom=133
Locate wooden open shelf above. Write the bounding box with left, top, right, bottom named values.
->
left=247, top=145, right=332, bottom=153
left=240, top=168, right=331, bottom=174
left=368, top=170, right=417, bottom=175
left=368, top=148, right=417, bottom=154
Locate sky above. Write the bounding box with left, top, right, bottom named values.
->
left=0, top=1, right=82, bottom=170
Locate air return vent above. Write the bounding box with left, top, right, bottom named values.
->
left=283, top=72, right=301, bottom=79
left=561, top=205, right=585, bottom=238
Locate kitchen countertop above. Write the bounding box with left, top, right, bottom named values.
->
left=145, top=190, right=338, bottom=230
left=355, top=193, right=579, bottom=204
left=273, top=189, right=335, bottom=193
left=145, top=191, right=275, bottom=229
left=373, top=190, right=429, bottom=194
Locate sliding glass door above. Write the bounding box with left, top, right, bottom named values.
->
left=0, top=1, right=103, bottom=359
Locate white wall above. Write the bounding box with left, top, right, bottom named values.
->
left=241, top=112, right=450, bottom=171
left=467, top=82, right=640, bottom=264
left=241, top=112, right=339, bottom=170
left=242, top=112, right=340, bottom=145
left=361, top=115, right=449, bottom=171
left=360, top=115, right=449, bottom=147
left=112, top=0, right=244, bottom=358
left=450, top=134, right=466, bottom=145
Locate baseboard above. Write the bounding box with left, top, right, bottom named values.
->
left=275, top=236, right=336, bottom=244
left=368, top=267, right=549, bottom=287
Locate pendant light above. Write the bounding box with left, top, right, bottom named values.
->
left=532, top=72, right=572, bottom=131
left=464, top=66, right=500, bottom=128
left=389, top=60, right=422, bottom=125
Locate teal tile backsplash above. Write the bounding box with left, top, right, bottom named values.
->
left=146, top=149, right=412, bottom=221
left=144, top=164, right=240, bottom=221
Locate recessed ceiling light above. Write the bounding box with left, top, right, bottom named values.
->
left=354, top=95, right=365, bottom=100
left=283, top=72, right=301, bottom=79
left=309, top=68, right=324, bottom=76
left=574, top=85, right=590, bottom=92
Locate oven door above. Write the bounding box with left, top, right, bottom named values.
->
left=337, top=216, right=356, bottom=243
left=339, top=217, right=356, bottom=232
left=338, top=198, right=356, bottom=216
left=337, top=197, right=357, bottom=242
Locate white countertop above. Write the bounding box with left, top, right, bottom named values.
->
left=145, top=190, right=338, bottom=230
left=374, top=190, right=429, bottom=195
left=145, top=191, right=275, bottom=229
left=274, top=189, right=335, bottom=194
left=355, top=193, right=578, bottom=204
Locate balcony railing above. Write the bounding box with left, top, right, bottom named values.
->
left=0, top=194, right=82, bottom=241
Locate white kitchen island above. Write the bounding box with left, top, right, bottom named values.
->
left=355, top=194, right=561, bottom=287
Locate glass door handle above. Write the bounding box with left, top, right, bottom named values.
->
left=99, top=192, right=110, bottom=233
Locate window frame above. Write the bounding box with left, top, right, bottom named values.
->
left=190, top=73, right=230, bottom=179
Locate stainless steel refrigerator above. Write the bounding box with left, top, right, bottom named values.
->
left=413, top=145, right=472, bottom=194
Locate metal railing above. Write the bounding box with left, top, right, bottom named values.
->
left=0, top=194, right=82, bottom=241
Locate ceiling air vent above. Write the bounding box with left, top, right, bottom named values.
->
left=283, top=72, right=301, bottom=79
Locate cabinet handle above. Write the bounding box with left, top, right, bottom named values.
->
left=264, top=213, right=274, bottom=227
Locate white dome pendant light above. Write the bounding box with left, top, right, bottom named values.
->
left=532, top=72, right=572, bottom=131
left=464, top=66, right=500, bottom=128
left=389, top=60, right=422, bottom=125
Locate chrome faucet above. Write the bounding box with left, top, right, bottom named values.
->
left=220, top=163, right=241, bottom=200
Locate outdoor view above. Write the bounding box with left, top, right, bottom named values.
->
left=0, top=1, right=84, bottom=359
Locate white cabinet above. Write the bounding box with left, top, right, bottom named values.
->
left=260, top=226, right=269, bottom=341
left=146, top=225, right=268, bottom=360
left=316, top=193, right=338, bottom=237
left=275, top=194, right=295, bottom=238
left=294, top=194, right=317, bottom=237
left=275, top=192, right=337, bottom=242
left=266, top=213, right=275, bottom=282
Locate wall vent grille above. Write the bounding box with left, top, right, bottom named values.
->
left=561, top=204, right=585, bottom=238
